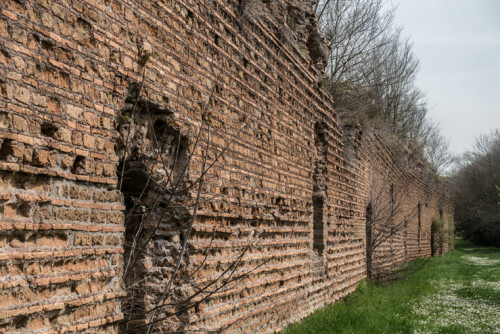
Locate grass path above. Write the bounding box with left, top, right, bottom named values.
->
left=284, top=240, right=500, bottom=334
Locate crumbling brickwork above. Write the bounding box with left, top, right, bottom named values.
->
left=0, top=0, right=453, bottom=333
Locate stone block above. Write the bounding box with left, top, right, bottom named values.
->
left=0, top=19, right=8, bottom=37
left=0, top=81, right=13, bottom=99
left=67, top=104, right=83, bottom=119
left=74, top=232, right=91, bottom=246
left=13, top=86, right=30, bottom=105
left=32, top=150, right=50, bottom=167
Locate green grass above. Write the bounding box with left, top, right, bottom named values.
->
left=284, top=240, right=500, bottom=334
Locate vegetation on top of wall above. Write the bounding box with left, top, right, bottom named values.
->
left=314, top=0, right=451, bottom=179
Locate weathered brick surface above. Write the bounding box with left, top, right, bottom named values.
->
left=0, top=0, right=453, bottom=333
left=0, top=0, right=125, bottom=332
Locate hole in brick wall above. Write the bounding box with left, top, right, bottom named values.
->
left=9, top=0, right=26, bottom=13
left=0, top=139, right=22, bottom=162
left=41, top=39, right=55, bottom=52
left=118, top=92, right=195, bottom=329
left=119, top=162, right=149, bottom=195
left=366, top=203, right=373, bottom=278
left=0, top=80, right=11, bottom=99
left=312, top=195, right=324, bottom=256
left=0, top=49, right=11, bottom=64
left=0, top=139, right=12, bottom=159
left=312, top=121, right=328, bottom=256
left=389, top=183, right=395, bottom=224
left=17, top=202, right=31, bottom=218
left=41, top=123, right=59, bottom=138
left=153, top=118, right=178, bottom=139
left=215, top=84, right=222, bottom=95
left=76, top=18, right=92, bottom=34
left=417, top=202, right=422, bottom=246
left=26, top=234, right=36, bottom=244
left=72, top=155, right=86, bottom=174
left=31, top=34, right=42, bottom=43
left=22, top=174, right=49, bottom=190
left=47, top=310, right=60, bottom=326
left=13, top=315, right=28, bottom=329
left=341, top=123, right=362, bottom=163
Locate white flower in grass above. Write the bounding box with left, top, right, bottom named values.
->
left=461, top=255, right=500, bottom=266
left=410, top=279, right=500, bottom=334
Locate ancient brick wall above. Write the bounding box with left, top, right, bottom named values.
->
left=0, top=0, right=127, bottom=332
left=0, top=0, right=452, bottom=333
left=351, top=133, right=454, bottom=279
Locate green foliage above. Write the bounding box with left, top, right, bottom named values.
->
left=116, top=115, right=132, bottom=125
left=453, top=130, right=500, bottom=247
left=139, top=50, right=157, bottom=65
left=284, top=240, right=500, bottom=334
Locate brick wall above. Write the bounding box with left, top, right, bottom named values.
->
left=0, top=0, right=453, bottom=332
left=0, top=0, right=127, bottom=332
left=352, top=133, right=454, bottom=279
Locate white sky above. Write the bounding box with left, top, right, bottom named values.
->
left=388, top=0, right=500, bottom=155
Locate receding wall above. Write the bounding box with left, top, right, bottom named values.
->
left=0, top=0, right=452, bottom=333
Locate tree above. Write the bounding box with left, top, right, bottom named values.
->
left=421, top=120, right=452, bottom=176
left=452, top=130, right=500, bottom=247
left=316, top=0, right=396, bottom=87
left=316, top=0, right=451, bottom=175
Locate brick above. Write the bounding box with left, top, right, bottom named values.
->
left=32, top=150, right=49, bottom=167
left=74, top=232, right=91, bottom=246
left=0, top=81, right=13, bottom=99
left=0, top=19, right=8, bottom=37
left=41, top=11, right=53, bottom=28
left=13, top=86, right=30, bottom=105
left=47, top=97, right=60, bottom=114
left=55, top=127, right=72, bottom=142
left=12, top=56, right=26, bottom=70
left=11, top=25, right=27, bottom=44
left=32, top=94, right=47, bottom=107
left=66, top=104, right=83, bottom=119
left=38, top=234, right=67, bottom=247
left=83, top=133, right=95, bottom=149
left=72, top=131, right=83, bottom=146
